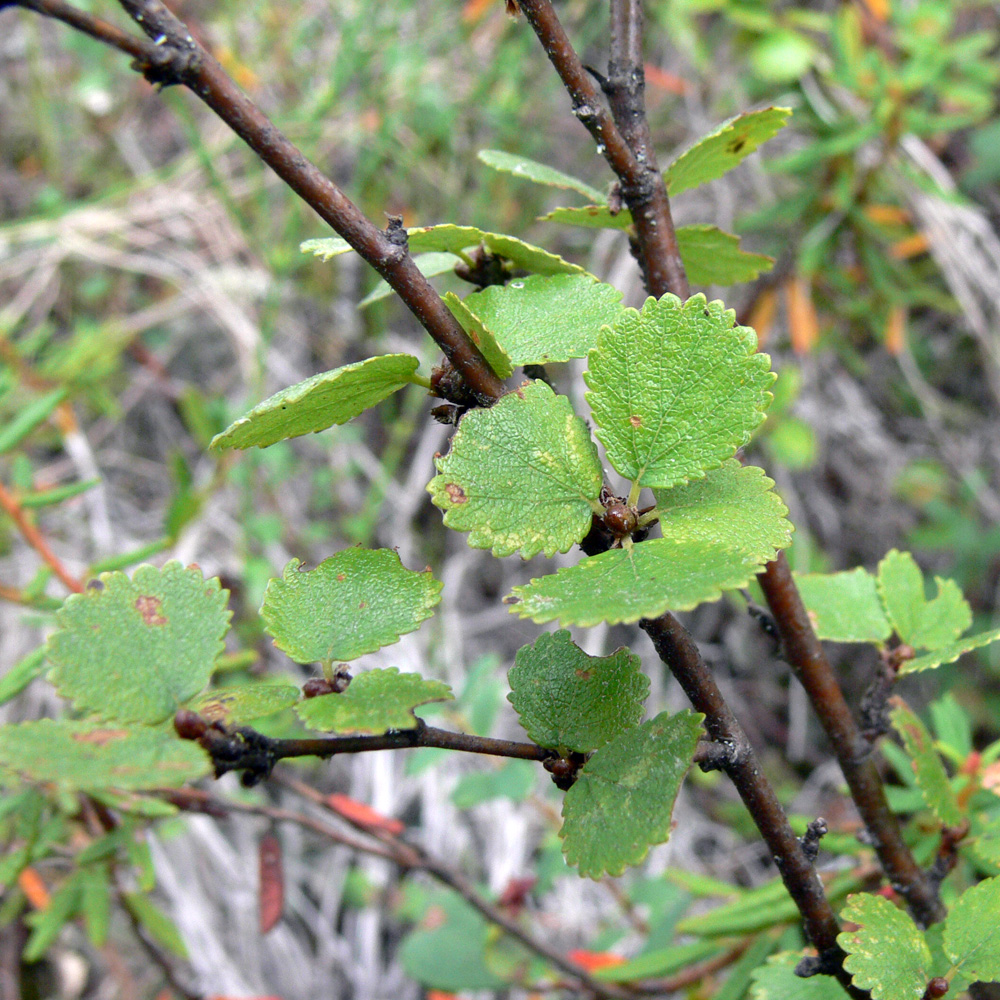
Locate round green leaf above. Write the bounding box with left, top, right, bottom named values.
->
left=507, top=630, right=648, bottom=753
left=443, top=292, right=514, bottom=378
left=295, top=667, right=453, bottom=733
left=0, top=720, right=210, bottom=791
left=665, top=107, right=792, bottom=196
left=428, top=380, right=602, bottom=558
left=944, top=876, right=1000, bottom=984
left=187, top=683, right=301, bottom=725
left=507, top=538, right=766, bottom=627
left=47, top=562, right=231, bottom=725
left=750, top=952, right=850, bottom=1000
left=210, top=354, right=420, bottom=450
left=477, top=149, right=605, bottom=202
left=675, top=225, right=774, bottom=285
left=560, top=710, right=703, bottom=877
left=838, top=893, right=931, bottom=1000
left=457, top=274, right=623, bottom=365
left=654, top=461, right=792, bottom=562
left=795, top=568, right=892, bottom=644
left=585, top=294, right=774, bottom=489
left=261, top=548, right=442, bottom=664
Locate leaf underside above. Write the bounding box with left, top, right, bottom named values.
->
left=477, top=149, right=605, bottom=202
left=428, top=380, right=603, bottom=558
left=586, top=294, right=774, bottom=489
left=261, top=548, right=442, bottom=664
left=794, top=568, right=892, bottom=644
left=295, top=667, right=453, bottom=733
left=47, top=562, right=231, bottom=725
left=210, top=354, right=420, bottom=450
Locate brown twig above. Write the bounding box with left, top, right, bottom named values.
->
left=0, top=479, right=84, bottom=593
left=515, top=0, right=688, bottom=298
left=4, top=0, right=505, bottom=406
left=640, top=611, right=864, bottom=998
left=757, top=551, right=946, bottom=927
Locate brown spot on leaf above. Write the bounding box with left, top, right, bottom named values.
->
left=629, top=414, right=642, bottom=428
left=72, top=728, right=129, bottom=745
left=729, top=137, right=746, bottom=153
left=336, top=573, right=346, bottom=582
left=445, top=483, right=467, bottom=504
left=135, top=596, right=167, bottom=625
left=358, top=601, right=367, bottom=609
left=575, top=669, right=592, bottom=680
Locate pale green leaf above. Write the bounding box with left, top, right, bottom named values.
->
left=877, top=550, right=972, bottom=651
left=944, top=876, right=1000, bottom=984
left=24, top=871, right=82, bottom=961
left=539, top=204, right=628, bottom=231
left=0, top=387, right=68, bottom=455
left=359, top=253, right=459, bottom=308
left=900, top=626, right=1000, bottom=674
left=653, top=461, right=792, bottom=562
left=0, top=647, right=46, bottom=704
left=187, top=683, right=301, bottom=724
left=889, top=697, right=963, bottom=828
left=794, top=568, right=892, bottom=644
left=560, top=710, right=703, bottom=877
left=428, top=380, right=602, bottom=558
left=750, top=952, right=851, bottom=999
left=506, top=537, right=767, bottom=627
left=456, top=274, right=623, bottom=365
left=0, top=720, right=210, bottom=791
left=585, top=294, right=774, bottom=488
left=507, top=630, right=649, bottom=753
left=595, top=940, right=724, bottom=982
left=443, top=292, right=513, bottom=378
left=665, top=108, right=792, bottom=196
left=675, top=225, right=774, bottom=285
left=295, top=667, right=453, bottom=733
left=838, top=893, right=931, bottom=1000
left=79, top=864, right=111, bottom=948
left=122, top=892, right=188, bottom=958
left=261, top=548, right=442, bottom=664
left=477, top=149, right=605, bottom=202
left=47, top=562, right=231, bottom=725
left=210, top=354, right=420, bottom=450
left=450, top=759, right=536, bottom=808
left=305, top=226, right=585, bottom=276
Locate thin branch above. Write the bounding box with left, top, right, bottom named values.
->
left=640, top=611, right=865, bottom=999
left=4, top=0, right=505, bottom=405
left=515, top=0, right=687, bottom=298
left=757, top=551, right=945, bottom=927
left=0, top=479, right=84, bottom=593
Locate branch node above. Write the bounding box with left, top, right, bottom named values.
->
left=799, top=817, right=829, bottom=862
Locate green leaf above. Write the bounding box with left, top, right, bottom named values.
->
left=428, top=380, right=602, bottom=558
left=750, top=952, right=849, bottom=999
left=838, top=893, right=931, bottom=1000
left=122, top=892, right=188, bottom=958
left=539, top=204, right=628, bottom=231
left=944, top=876, right=1000, bottom=983
left=507, top=630, right=649, bottom=753
left=477, top=149, right=605, bottom=202
left=48, top=562, right=231, bottom=725
left=0, top=647, right=46, bottom=704
left=889, top=698, right=963, bottom=828
left=507, top=537, right=768, bottom=627
left=877, top=550, right=972, bottom=651
left=261, top=548, right=442, bottom=664
left=456, top=274, right=623, bottom=365
left=443, top=292, right=514, bottom=378
left=900, top=627, right=1000, bottom=675
left=400, top=894, right=507, bottom=991
left=295, top=667, right=453, bottom=733
left=0, top=720, right=210, bottom=791
left=358, top=252, right=459, bottom=308
left=187, top=683, right=301, bottom=724
left=585, top=294, right=774, bottom=489
left=654, top=461, right=792, bottom=562
left=795, top=568, right=892, bottom=643
left=450, top=759, right=536, bottom=808
left=675, top=225, right=774, bottom=285
left=0, top=387, right=68, bottom=454
left=665, top=107, right=792, bottom=196
left=303, top=226, right=585, bottom=276
left=210, top=354, right=420, bottom=450
left=79, top=864, right=111, bottom=947
left=24, top=870, right=83, bottom=961
left=596, top=939, right=724, bottom=983
left=560, top=710, right=703, bottom=877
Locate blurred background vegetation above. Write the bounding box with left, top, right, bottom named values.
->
left=2, top=0, right=1000, bottom=996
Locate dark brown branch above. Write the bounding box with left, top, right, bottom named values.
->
left=640, top=611, right=865, bottom=999
left=515, top=0, right=687, bottom=298
left=4, top=0, right=505, bottom=405
left=757, top=551, right=945, bottom=927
